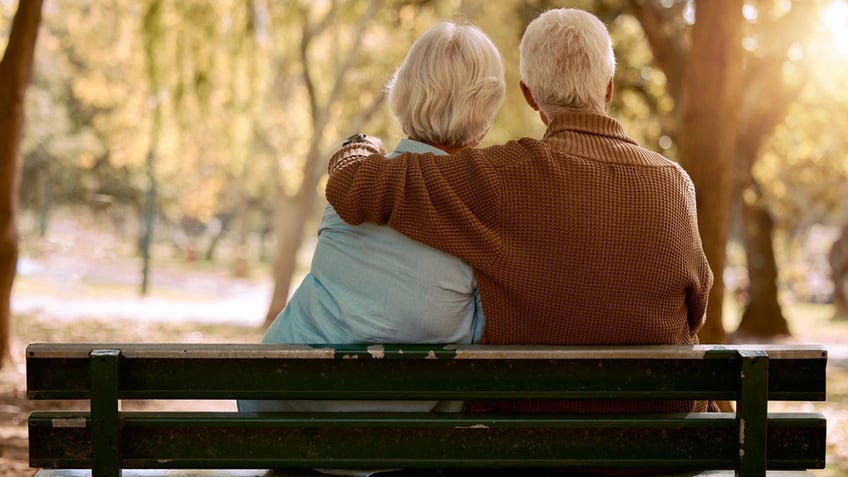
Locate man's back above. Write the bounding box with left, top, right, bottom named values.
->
left=474, top=112, right=712, bottom=346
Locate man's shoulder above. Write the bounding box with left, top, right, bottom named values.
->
left=582, top=138, right=687, bottom=173
left=631, top=146, right=683, bottom=169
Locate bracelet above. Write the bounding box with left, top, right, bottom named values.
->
left=342, top=133, right=367, bottom=146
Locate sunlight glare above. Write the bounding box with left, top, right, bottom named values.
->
left=824, top=0, right=848, bottom=55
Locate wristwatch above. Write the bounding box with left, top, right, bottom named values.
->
left=342, top=133, right=367, bottom=146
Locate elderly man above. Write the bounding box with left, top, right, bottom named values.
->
left=326, top=8, right=714, bottom=413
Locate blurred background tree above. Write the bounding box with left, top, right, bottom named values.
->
left=1, top=0, right=847, bottom=360
left=0, top=0, right=43, bottom=366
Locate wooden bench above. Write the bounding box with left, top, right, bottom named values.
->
left=26, top=343, right=827, bottom=477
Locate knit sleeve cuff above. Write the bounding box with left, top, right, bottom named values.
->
left=328, top=142, right=382, bottom=175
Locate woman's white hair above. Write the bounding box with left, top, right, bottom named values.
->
left=519, top=9, right=616, bottom=114
left=387, top=22, right=506, bottom=147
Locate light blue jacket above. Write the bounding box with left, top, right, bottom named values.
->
left=239, top=139, right=484, bottom=413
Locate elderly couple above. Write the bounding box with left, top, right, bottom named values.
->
left=241, top=8, right=714, bottom=415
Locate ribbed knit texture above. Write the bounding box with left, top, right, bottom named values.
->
left=327, top=111, right=715, bottom=413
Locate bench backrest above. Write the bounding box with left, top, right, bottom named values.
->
left=27, top=343, right=828, bottom=476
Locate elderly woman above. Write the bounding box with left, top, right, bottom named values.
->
left=239, top=21, right=505, bottom=413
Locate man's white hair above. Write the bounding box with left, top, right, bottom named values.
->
left=519, top=9, right=616, bottom=114
left=387, top=22, right=506, bottom=147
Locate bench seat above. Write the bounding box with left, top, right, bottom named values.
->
left=27, top=343, right=828, bottom=477
left=33, top=469, right=819, bottom=476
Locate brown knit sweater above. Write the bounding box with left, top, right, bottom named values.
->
left=327, top=111, right=715, bottom=413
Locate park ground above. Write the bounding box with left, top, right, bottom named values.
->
left=1, top=213, right=848, bottom=476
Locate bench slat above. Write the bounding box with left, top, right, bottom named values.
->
left=29, top=411, right=826, bottom=471
left=25, top=343, right=829, bottom=360
left=32, top=469, right=821, bottom=477
left=26, top=344, right=827, bottom=401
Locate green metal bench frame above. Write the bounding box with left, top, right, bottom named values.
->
left=26, top=343, right=827, bottom=477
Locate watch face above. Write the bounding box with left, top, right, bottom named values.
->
left=342, top=133, right=366, bottom=146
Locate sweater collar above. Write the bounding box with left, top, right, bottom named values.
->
left=390, top=138, right=448, bottom=157
left=542, top=111, right=638, bottom=146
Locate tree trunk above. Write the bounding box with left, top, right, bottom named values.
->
left=37, top=166, right=53, bottom=238
left=736, top=183, right=791, bottom=337
left=731, top=101, right=795, bottom=339
left=0, top=0, right=44, bottom=368
left=830, top=225, right=848, bottom=320
left=139, top=147, right=157, bottom=295
left=263, top=193, right=315, bottom=327
left=678, top=0, right=744, bottom=344
left=140, top=0, right=164, bottom=296
left=261, top=1, right=385, bottom=329
left=262, top=105, right=335, bottom=327
left=204, top=213, right=232, bottom=262
left=229, top=195, right=249, bottom=279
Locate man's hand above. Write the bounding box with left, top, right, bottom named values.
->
left=329, top=134, right=386, bottom=175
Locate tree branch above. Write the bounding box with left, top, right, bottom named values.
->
left=629, top=0, right=688, bottom=110
left=324, top=0, right=380, bottom=108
